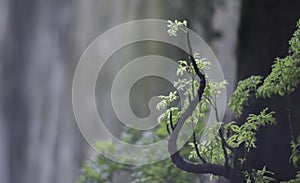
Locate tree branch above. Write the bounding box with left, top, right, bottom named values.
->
left=170, top=109, right=175, bottom=131
left=168, top=31, right=241, bottom=181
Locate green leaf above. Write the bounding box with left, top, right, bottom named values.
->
left=230, top=125, right=240, bottom=133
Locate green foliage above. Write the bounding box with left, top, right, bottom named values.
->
left=257, top=20, right=300, bottom=98
left=94, top=139, right=116, bottom=155
left=156, top=107, right=181, bottom=138
left=156, top=91, right=178, bottom=110
left=78, top=125, right=200, bottom=183
left=244, top=166, right=276, bottom=183
left=176, top=54, right=211, bottom=77
left=156, top=52, right=218, bottom=133
left=282, top=171, right=300, bottom=183
left=228, top=76, right=263, bottom=117
left=173, top=55, right=214, bottom=119
left=290, top=136, right=300, bottom=168
left=189, top=122, right=225, bottom=165
left=289, top=20, right=300, bottom=56
left=227, top=108, right=276, bottom=152
left=78, top=156, right=124, bottom=183
left=257, top=56, right=300, bottom=98
left=131, top=159, right=197, bottom=183
left=204, top=80, right=228, bottom=99
left=167, top=20, right=187, bottom=36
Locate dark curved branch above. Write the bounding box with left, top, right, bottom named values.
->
left=169, top=152, right=235, bottom=176
left=188, top=31, right=233, bottom=167
left=170, top=109, right=175, bottom=131
left=167, top=31, right=242, bottom=181
left=165, top=109, right=171, bottom=135
left=166, top=122, right=171, bottom=135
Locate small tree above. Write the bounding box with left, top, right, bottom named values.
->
left=78, top=19, right=300, bottom=183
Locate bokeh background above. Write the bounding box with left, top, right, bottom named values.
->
left=1, top=0, right=300, bottom=182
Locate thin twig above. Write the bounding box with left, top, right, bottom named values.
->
left=189, top=90, right=207, bottom=163
left=170, top=110, right=175, bottom=131
left=166, top=122, right=171, bottom=135
left=193, top=131, right=207, bottom=163
left=287, top=93, right=295, bottom=142
left=219, top=129, right=229, bottom=167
